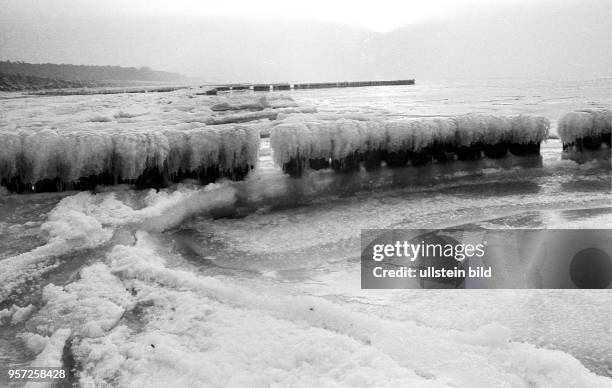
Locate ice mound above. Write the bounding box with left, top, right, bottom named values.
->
left=211, top=94, right=299, bottom=111
left=270, top=114, right=549, bottom=176
left=28, top=328, right=71, bottom=368
left=0, top=304, right=35, bottom=325
left=28, top=263, right=131, bottom=338
left=18, top=332, right=49, bottom=355
left=113, top=106, right=149, bottom=119
left=204, top=106, right=316, bottom=125
left=10, top=304, right=35, bottom=324
left=558, top=109, right=611, bottom=162
left=206, top=94, right=316, bottom=126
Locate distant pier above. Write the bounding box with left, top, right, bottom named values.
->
left=202, top=79, right=415, bottom=95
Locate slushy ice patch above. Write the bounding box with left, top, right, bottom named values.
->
left=270, top=114, right=549, bottom=176
left=558, top=109, right=611, bottom=162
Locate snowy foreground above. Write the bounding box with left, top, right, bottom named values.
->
left=0, top=85, right=611, bottom=387
left=1, top=184, right=610, bottom=387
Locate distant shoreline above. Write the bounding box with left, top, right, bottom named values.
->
left=0, top=60, right=188, bottom=92
left=0, top=72, right=104, bottom=92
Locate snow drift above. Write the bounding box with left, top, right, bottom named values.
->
left=270, top=114, right=550, bottom=176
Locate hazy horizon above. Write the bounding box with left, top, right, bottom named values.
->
left=1, top=0, right=610, bottom=83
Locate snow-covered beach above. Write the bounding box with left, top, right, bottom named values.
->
left=0, top=78, right=611, bottom=386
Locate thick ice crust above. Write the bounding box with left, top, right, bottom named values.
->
left=270, top=115, right=549, bottom=176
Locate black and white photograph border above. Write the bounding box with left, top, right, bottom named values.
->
left=0, top=0, right=611, bottom=387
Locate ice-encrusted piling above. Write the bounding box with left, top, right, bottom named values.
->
left=270, top=114, right=549, bottom=176
left=558, top=109, right=611, bottom=162
left=0, top=126, right=260, bottom=193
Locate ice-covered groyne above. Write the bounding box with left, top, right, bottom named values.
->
left=0, top=125, right=260, bottom=193
left=558, top=109, right=611, bottom=162
left=0, top=92, right=322, bottom=193
left=270, top=114, right=549, bottom=176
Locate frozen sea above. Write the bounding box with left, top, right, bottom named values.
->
left=0, top=78, right=611, bottom=387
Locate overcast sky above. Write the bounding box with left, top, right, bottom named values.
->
left=1, top=0, right=610, bottom=82
left=3, top=0, right=527, bottom=32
